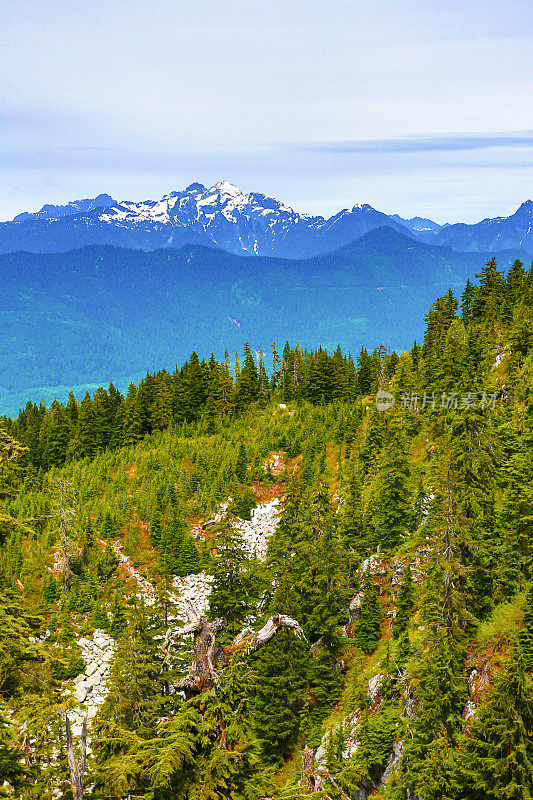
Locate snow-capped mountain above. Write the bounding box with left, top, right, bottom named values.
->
left=0, top=181, right=408, bottom=257
left=98, top=180, right=325, bottom=257
left=1, top=182, right=531, bottom=256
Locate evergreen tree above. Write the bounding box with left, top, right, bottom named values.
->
left=124, top=383, right=143, bottom=445
left=178, top=531, right=201, bottom=576
left=422, top=290, right=458, bottom=388
left=235, top=441, right=247, bottom=483
left=307, top=347, right=334, bottom=403
left=41, top=402, right=70, bottom=468
left=371, top=421, right=412, bottom=551
left=436, top=319, right=467, bottom=390
left=183, top=352, right=207, bottom=420
left=455, top=650, right=533, bottom=800
left=520, top=583, right=533, bottom=671
left=151, top=371, right=174, bottom=431
left=93, top=385, right=111, bottom=450
left=235, top=343, right=259, bottom=408
left=158, top=514, right=184, bottom=575
left=306, top=647, right=342, bottom=743
left=272, top=485, right=350, bottom=650
left=0, top=708, right=28, bottom=797
left=462, top=324, right=487, bottom=389
left=355, top=567, right=381, bottom=654
left=461, top=278, right=475, bottom=322
left=149, top=508, right=162, bottom=547
left=350, top=706, right=397, bottom=788
left=102, top=510, right=117, bottom=541
left=65, top=390, right=79, bottom=427
left=402, top=626, right=467, bottom=797
left=250, top=628, right=308, bottom=763
left=109, top=591, right=128, bottom=639
left=471, top=257, right=506, bottom=322
left=97, top=539, right=119, bottom=579
left=412, top=478, right=427, bottom=530
left=393, top=562, right=414, bottom=639
left=332, top=344, right=349, bottom=399
left=107, top=381, right=125, bottom=448
left=91, top=600, right=109, bottom=630
left=506, top=259, right=527, bottom=306
left=72, top=392, right=98, bottom=459
left=208, top=525, right=257, bottom=643
left=435, top=406, right=500, bottom=621
left=496, top=404, right=533, bottom=598
left=338, top=458, right=365, bottom=554
left=145, top=660, right=260, bottom=797
left=258, top=351, right=269, bottom=401
left=357, top=347, right=373, bottom=395
left=57, top=596, right=76, bottom=643
left=396, top=630, right=411, bottom=666
left=410, top=339, right=422, bottom=384
left=43, top=572, right=60, bottom=603
left=91, top=602, right=169, bottom=795
left=359, top=407, right=385, bottom=476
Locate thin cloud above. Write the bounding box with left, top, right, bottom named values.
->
left=286, top=131, right=533, bottom=154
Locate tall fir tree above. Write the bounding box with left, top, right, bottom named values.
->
left=208, top=525, right=258, bottom=643
left=250, top=628, right=309, bottom=764
left=519, top=583, right=533, bottom=672
left=496, top=403, right=533, bottom=599
left=393, top=562, right=414, bottom=639
left=235, top=343, right=259, bottom=409
left=355, top=567, right=381, bottom=654
left=455, top=649, right=533, bottom=800
left=90, top=602, right=169, bottom=796
left=371, top=421, right=412, bottom=552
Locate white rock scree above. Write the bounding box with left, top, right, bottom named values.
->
left=67, top=499, right=281, bottom=737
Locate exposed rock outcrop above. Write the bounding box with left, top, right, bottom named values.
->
left=67, top=630, right=115, bottom=739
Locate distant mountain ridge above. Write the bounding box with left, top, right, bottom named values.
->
left=0, top=226, right=526, bottom=415
left=426, top=200, right=533, bottom=254
left=2, top=181, right=532, bottom=257
left=12, top=193, right=115, bottom=222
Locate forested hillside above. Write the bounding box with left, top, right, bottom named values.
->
left=1, top=256, right=533, bottom=799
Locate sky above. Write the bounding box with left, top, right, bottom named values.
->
left=1, top=0, right=532, bottom=224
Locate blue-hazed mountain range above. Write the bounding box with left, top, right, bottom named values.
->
left=1, top=181, right=532, bottom=257
left=0, top=223, right=527, bottom=415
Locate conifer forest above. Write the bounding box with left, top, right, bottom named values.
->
left=2, top=256, right=533, bottom=800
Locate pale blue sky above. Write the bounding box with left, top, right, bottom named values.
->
left=1, top=0, right=531, bottom=223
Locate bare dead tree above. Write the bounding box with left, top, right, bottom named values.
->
left=65, top=716, right=87, bottom=800
left=163, top=614, right=306, bottom=696
left=301, top=746, right=322, bottom=793
left=52, top=479, right=78, bottom=594
left=257, top=349, right=268, bottom=398
left=292, top=357, right=299, bottom=390
left=59, top=481, right=72, bottom=594
left=22, top=733, right=32, bottom=768
left=318, top=767, right=352, bottom=800
left=376, top=344, right=388, bottom=387
left=299, top=745, right=352, bottom=799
